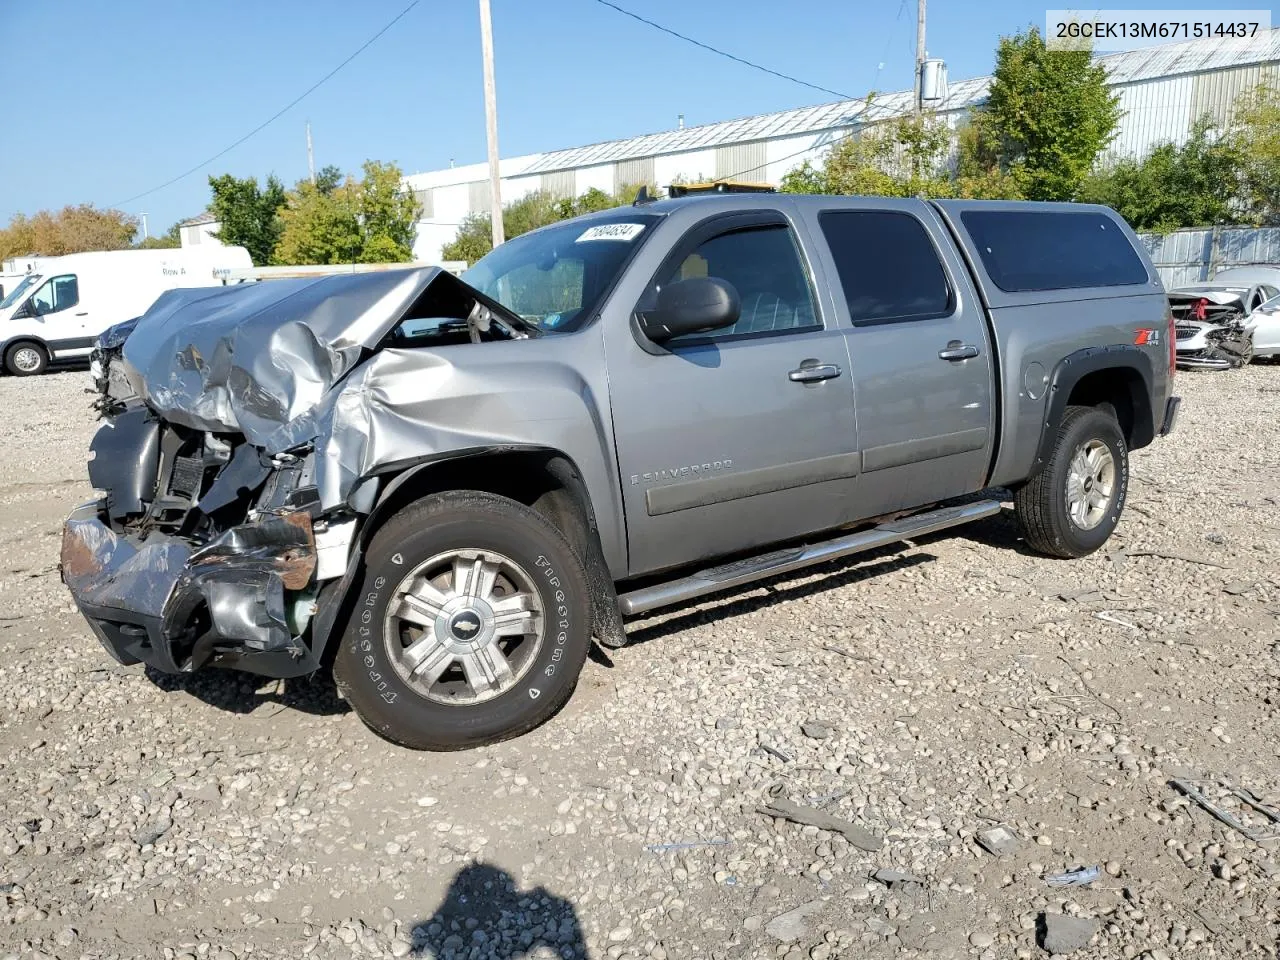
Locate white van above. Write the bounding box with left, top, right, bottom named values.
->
left=0, top=246, right=253, bottom=375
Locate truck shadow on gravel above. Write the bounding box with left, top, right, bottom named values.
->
left=407, top=862, right=588, bottom=959
left=142, top=666, right=350, bottom=717
left=622, top=506, right=1035, bottom=648
left=948, top=506, right=1041, bottom=556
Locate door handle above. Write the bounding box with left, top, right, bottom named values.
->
left=788, top=360, right=842, bottom=383
left=74, top=312, right=88, bottom=317
left=939, top=341, right=979, bottom=361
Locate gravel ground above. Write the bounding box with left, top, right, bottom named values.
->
left=0, top=367, right=1277, bottom=960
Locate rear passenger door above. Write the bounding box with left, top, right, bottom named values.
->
left=604, top=208, right=861, bottom=576
left=797, top=200, right=995, bottom=515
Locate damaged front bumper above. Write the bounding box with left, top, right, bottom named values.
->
left=1174, top=349, right=1235, bottom=371
left=61, top=502, right=324, bottom=678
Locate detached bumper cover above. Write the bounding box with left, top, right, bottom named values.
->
left=61, top=502, right=319, bottom=677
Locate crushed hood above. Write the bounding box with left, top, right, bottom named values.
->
left=121, top=268, right=481, bottom=445
left=1169, top=288, right=1248, bottom=306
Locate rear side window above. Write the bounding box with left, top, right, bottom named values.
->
left=961, top=210, right=1149, bottom=292
left=819, top=211, right=952, bottom=325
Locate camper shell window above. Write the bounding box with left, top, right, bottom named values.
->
left=960, top=210, right=1149, bottom=292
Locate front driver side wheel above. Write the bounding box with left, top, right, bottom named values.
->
left=333, top=490, right=593, bottom=750
left=1015, top=405, right=1129, bottom=559
left=4, top=341, right=48, bottom=376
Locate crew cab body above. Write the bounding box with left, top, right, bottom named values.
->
left=62, top=194, right=1178, bottom=749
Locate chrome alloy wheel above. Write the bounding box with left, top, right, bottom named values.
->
left=1065, top=439, right=1116, bottom=531
left=383, top=549, right=544, bottom=705
left=11, top=346, right=42, bottom=373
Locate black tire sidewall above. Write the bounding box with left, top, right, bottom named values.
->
left=5, top=342, right=47, bottom=376
left=336, top=496, right=591, bottom=749
left=1047, top=410, right=1128, bottom=555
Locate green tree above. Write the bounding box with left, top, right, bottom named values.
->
left=1080, top=121, right=1243, bottom=231
left=208, top=173, right=286, bottom=265
left=440, top=184, right=648, bottom=263
left=315, top=164, right=343, bottom=195
left=272, top=179, right=361, bottom=264
left=977, top=27, right=1120, bottom=200
left=779, top=116, right=1021, bottom=199
left=354, top=161, right=422, bottom=262
left=0, top=204, right=138, bottom=259
left=440, top=212, right=496, bottom=264
left=136, top=221, right=183, bottom=249
left=272, top=161, right=422, bottom=265
left=1231, top=84, right=1280, bottom=224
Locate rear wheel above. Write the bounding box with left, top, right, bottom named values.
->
left=4, top=341, right=48, bottom=376
left=334, top=490, right=592, bottom=750
left=1015, top=405, right=1128, bottom=559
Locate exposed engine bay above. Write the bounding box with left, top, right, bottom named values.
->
left=66, top=267, right=536, bottom=677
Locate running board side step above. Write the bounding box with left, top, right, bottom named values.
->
left=616, top=499, right=1003, bottom=617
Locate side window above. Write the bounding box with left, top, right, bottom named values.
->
left=660, top=224, right=819, bottom=343
left=30, top=274, right=79, bottom=315
left=819, top=211, right=952, bottom=325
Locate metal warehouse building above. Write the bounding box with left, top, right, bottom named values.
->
left=406, top=30, right=1280, bottom=262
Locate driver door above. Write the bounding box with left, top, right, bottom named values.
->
left=29, top=274, right=88, bottom=358
left=604, top=209, right=861, bottom=577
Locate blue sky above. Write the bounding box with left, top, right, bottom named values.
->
left=0, top=0, right=1126, bottom=233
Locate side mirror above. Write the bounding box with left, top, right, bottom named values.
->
left=639, top=276, right=740, bottom=343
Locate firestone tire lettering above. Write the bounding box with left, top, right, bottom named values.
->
left=333, top=490, right=592, bottom=751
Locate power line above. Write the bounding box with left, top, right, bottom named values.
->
left=111, top=0, right=420, bottom=208
left=589, top=0, right=852, bottom=101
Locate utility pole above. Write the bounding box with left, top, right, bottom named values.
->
left=306, top=122, right=316, bottom=185
left=478, top=0, right=504, bottom=248
left=140, top=213, right=149, bottom=240
left=913, top=0, right=926, bottom=115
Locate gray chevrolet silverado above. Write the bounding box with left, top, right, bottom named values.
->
left=64, top=194, right=1179, bottom=749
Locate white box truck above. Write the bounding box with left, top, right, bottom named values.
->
left=0, top=245, right=252, bottom=375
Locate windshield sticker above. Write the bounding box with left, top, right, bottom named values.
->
left=575, top=223, right=646, bottom=243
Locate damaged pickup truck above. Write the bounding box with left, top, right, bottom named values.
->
left=63, top=194, right=1180, bottom=750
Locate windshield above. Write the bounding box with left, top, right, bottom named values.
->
left=0, top=275, right=40, bottom=310
left=461, top=214, right=659, bottom=333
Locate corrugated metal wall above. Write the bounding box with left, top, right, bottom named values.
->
left=467, top=181, right=491, bottom=214
left=1140, top=226, right=1280, bottom=286
left=412, top=188, right=434, bottom=219
left=1191, top=63, right=1280, bottom=125
left=613, top=157, right=654, bottom=192
left=540, top=170, right=576, bottom=198
left=1106, top=75, right=1194, bottom=159
left=714, top=141, right=768, bottom=180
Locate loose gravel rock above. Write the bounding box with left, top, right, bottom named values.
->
left=1, top=367, right=1278, bottom=959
